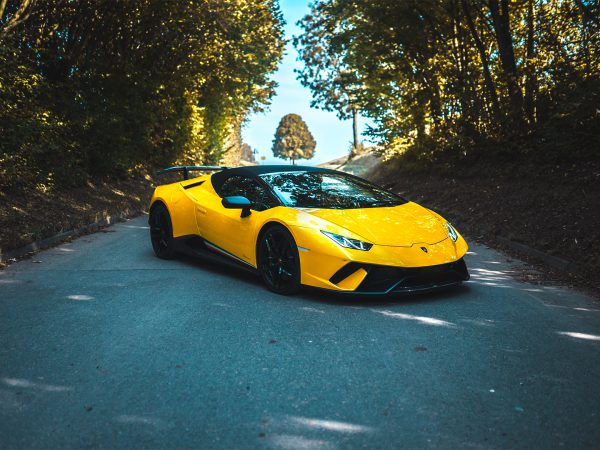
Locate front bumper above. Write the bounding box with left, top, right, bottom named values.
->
left=289, top=225, right=469, bottom=294
left=329, top=258, right=470, bottom=294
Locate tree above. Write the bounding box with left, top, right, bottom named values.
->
left=295, top=0, right=600, bottom=158
left=294, top=2, right=363, bottom=152
left=272, top=114, right=316, bottom=164
left=0, top=0, right=284, bottom=190
left=487, top=0, right=524, bottom=126
left=240, top=143, right=256, bottom=162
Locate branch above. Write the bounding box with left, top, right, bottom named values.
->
left=0, top=0, right=8, bottom=23
left=574, top=0, right=599, bottom=27
left=0, top=0, right=36, bottom=40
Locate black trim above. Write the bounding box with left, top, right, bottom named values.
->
left=329, top=262, right=364, bottom=284
left=305, top=280, right=467, bottom=297
left=329, top=258, right=469, bottom=294
left=172, top=235, right=257, bottom=274
left=183, top=180, right=205, bottom=189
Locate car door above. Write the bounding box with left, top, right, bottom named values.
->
left=202, top=174, right=279, bottom=266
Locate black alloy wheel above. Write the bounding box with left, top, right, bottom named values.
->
left=149, top=203, right=176, bottom=259
left=258, top=225, right=301, bottom=295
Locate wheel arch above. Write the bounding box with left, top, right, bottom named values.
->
left=255, top=220, right=299, bottom=264
left=148, top=198, right=177, bottom=259
left=149, top=198, right=171, bottom=217
left=255, top=220, right=301, bottom=295
left=148, top=199, right=174, bottom=233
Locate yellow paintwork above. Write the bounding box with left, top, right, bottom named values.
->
left=336, top=268, right=368, bottom=290
left=150, top=173, right=468, bottom=292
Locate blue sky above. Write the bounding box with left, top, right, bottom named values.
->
left=241, top=0, right=368, bottom=165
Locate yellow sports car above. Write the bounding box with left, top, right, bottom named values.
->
left=149, top=165, right=469, bottom=295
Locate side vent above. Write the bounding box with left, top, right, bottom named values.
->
left=330, top=263, right=365, bottom=284
left=183, top=180, right=205, bottom=190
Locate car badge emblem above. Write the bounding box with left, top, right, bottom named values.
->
left=420, top=247, right=428, bottom=253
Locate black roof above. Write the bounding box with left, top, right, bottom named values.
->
left=211, top=165, right=339, bottom=192
left=223, top=165, right=334, bottom=175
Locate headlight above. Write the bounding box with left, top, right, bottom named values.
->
left=447, top=223, right=458, bottom=242
left=321, top=231, right=373, bottom=251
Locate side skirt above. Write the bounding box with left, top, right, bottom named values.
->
left=173, top=235, right=258, bottom=275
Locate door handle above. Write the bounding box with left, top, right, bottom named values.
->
left=196, top=206, right=207, bottom=214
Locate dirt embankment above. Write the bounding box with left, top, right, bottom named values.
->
left=366, top=156, right=600, bottom=296
left=0, top=176, right=154, bottom=259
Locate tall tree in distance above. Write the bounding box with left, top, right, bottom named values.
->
left=272, top=114, right=316, bottom=164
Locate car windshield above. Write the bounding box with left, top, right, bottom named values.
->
left=260, top=171, right=407, bottom=209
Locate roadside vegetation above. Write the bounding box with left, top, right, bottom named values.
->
left=295, top=0, right=599, bottom=291
left=0, top=0, right=284, bottom=254
left=2, top=0, right=599, bottom=290
left=295, top=0, right=598, bottom=160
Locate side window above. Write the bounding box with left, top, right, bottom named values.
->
left=219, top=176, right=246, bottom=198
left=219, top=175, right=278, bottom=211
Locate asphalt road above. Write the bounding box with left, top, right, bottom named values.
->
left=0, top=215, right=599, bottom=449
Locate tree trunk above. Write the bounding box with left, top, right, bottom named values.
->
left=352, top=108, right=359, bottom=153
left=454, top=0, right=478, bottom=133
left=462, top=0, right=501, bottom=122
left=0, top=0, right=35, bottom=39
left=0, top=0, right=8, bottom=22
left=524, top=0, right=537, bottom=126
left=488, top=0, right=523, bottom=125
left=427, top=72, right=442, bottom=128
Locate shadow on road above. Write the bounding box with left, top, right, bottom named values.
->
left=175, top=252, right=262, bottom=286
left=173, top=250, right=471, bottom=308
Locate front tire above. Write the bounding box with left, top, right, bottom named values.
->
left=149, top=203, right=176, bottom=259
left=258, top=225, right=301, bottom=295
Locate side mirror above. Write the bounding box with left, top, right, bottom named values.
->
left=222, top=196, right=252, bottom=218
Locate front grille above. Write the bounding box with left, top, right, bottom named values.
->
left=329, top=259, right=469, bottom=293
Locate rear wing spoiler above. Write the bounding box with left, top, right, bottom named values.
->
left=156, top=165, right=227, bottom=181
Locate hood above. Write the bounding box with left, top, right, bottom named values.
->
left=307, top=202, right=448, bottom=246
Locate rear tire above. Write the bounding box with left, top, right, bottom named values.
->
left=149, top=203, right=176, bottom=259
left=257, top=225, right=301, bottom=295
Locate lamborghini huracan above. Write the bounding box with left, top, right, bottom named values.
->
left=148, top=165, right=469, bottom=295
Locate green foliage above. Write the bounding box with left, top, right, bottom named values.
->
left=295, top=0, right=600, bottom=159
left=272, top=113, right=316, bottom=162
left=292, top=2, right=362, bottom=120
left=0, top=0, right=284, bottom=191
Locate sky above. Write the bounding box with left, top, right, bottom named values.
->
left=241, top=0, right=369, bottom=166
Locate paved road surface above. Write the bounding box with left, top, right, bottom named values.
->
left=0, top=215, right=598, bottom=449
